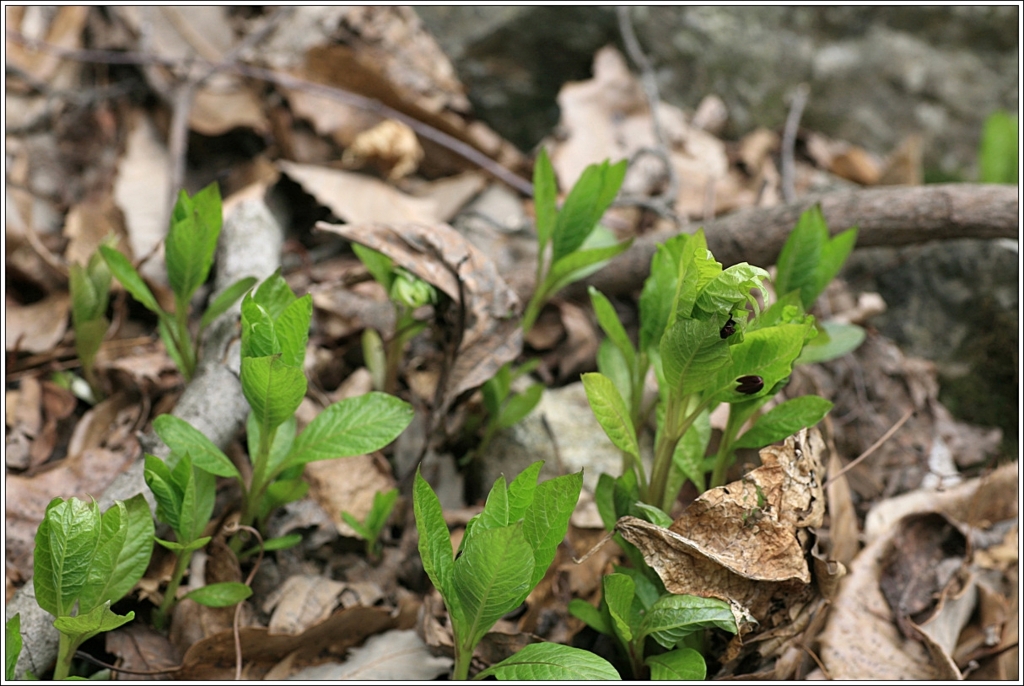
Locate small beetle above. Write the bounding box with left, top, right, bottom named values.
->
left=735, top=375, right=764, bottom=394
left=720, top=316, right=737, bottom=339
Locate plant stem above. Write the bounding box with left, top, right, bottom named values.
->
left=53, top=632, right=75, bottom=680
left=521, top=290, right=545, bottom=337
left=154, top=550, right=190, bottom=630
left=452, top=639, right=473, bottom=681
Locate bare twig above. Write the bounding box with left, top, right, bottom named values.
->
left=781, top=83, right=810, bottom=203
left=5, top=29, right=534, bottom=196
left=574, top=183, right=1019, bottom=298
left=223, top=523, right=264, bottom=681
left=824, top=408, right=914, bottom=488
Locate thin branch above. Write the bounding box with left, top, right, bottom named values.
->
left=781, top=83, right=810, bottom=203
left=824, top=408, right=914, bottom=488
left=5, top=29, right=533, bottom=196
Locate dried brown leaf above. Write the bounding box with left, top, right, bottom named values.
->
left=316, top=221, right=522, bottom=414
left=105, top=623, right=181, bottom=681
left=5, top=292, right=69, bottom=354
left=305, top=453, right=395, bottom=538
left=263, top=574, right=346, bottom=636
left=616, top=428, right=831, bottom=629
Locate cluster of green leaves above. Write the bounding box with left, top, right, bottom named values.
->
left=235, top=272, right=414, bottom=535
left=68, top=238, right=115, bottom=403
left=570, top=570, right=736, bottom=680
left=472, top=152, right=631, bottom=458
left=523, top=149, right=631, bottom=333
left=341, top=488, right=398, bottom=559
left=353, top=245, right=437, bottom=394
left=978, top=110, right=1018, bottom=185
left=100, top=183, right=257, bottom=380
left=586, top=206, right=855, bottom=513
left=32, top=495, right=153, bottom=680
left=144, top=448, right=251, bottom=629
left=414, top=462, right=618, bottom=680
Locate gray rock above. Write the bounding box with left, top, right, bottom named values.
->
left=415, top=6, right=1017, bottom=175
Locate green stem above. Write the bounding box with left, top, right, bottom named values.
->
left=521, top=290, right=545, bottom=337
left=154, top=550, right=191, bottom=630
left=174, top=305, right=196, bottom=380
left=452, top=638, right=474, bottom=681
left=53, top=631, right=76, bottom=680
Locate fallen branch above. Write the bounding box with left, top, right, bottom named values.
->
left=578, top=183, right=1019, bottom=298
left=6, top=198, right=284, bottom=680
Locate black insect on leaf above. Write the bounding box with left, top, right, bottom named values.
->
left=720, top=316, right=737, bottom=339
left=735, top=375, right=764, bottom=395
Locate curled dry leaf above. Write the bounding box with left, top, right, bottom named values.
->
left=616, top=428, right=839, bottom=631
left=263, top=574, right=346, bottom=637
left=5, top=292, right=70, bottom=354
left=342, top=119, right=424, bottom=180
left=316, top=221, right=522, bottom=415
left=818, top=461, right=1018, bottom=680
left=287, top=628, right=452, bottom=680
left=105, top=623, right=181, bottom=682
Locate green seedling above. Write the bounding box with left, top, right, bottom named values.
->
left=569, top=572, right=737, bottom=679
left=144, top=451, right=251, bottom=629
left=414, top=461, right=618, bottom=680
left=341, top=488, right=399, bottom=559
left=978, top=110, right=1018, bottom=184
left=68, top=241, right=115, bottom=403
left=472, top=151, right=630, bottom=460
left=100, top=183, right=257, bottom=380
left=236, top=272, right=413, bottom=539
left=33, top=495, right=153, bottom=680
left=585, top=205, right=857, bottom=509
left=522, top=148, right=632, bottom=334
left=6, top=614, right=21, bottom=681
left=353, top=244, right=437, bottom=394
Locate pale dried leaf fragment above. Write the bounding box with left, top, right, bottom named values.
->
left=305, top=453, right=395, bottom=538
left=286, top=628, right=452, bottom=680
left=616, top=428, right=831, bottom=628
left=5, top=292, right=69, bottom=353
left=342, top=119, right=424, bottom=180
left=264, top=574, right=346, bottom=636
left=280, top=161, right=439, bottom=224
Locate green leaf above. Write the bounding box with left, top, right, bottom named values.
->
left=594, top=473, right=617, bottom=532
left=694, top=263, right=770, bottom=318
left=184, top=582, right=252, bottom=607
left=99, top=246, right=163, bottom=316
left=154, top=415, right=240, bottom=478
left=259, top=478, right=309, bottom=521
left=246, top=533, right=302, bottom=554
left=365, top=488, right=399, bottom=537
left=144, top=454, right=180, bottom=532
left=6, top=614, right=22, bottom=682
left=73, top=318, right=108, bottom=372
left=979, top=110, right=1019, bottom=184
left=478, top=475, right=510, bottom=531
left=596, top=338, right=633, bottom=412
left=497, top=383, right=543, bottom=430
left=639, top=594, right=737, bottom=649
left=660, top=318, right=732, bottom=397
left=708, top=324, right=808, bottom=404
left=283, top=392, right=412, bottom=470
left=552, top=159, right=627, bottom=262
left=540, top=239, right=632, bottom=301
left=413, top=468, right=456, bottom=604
left=157, top=319, right=189, bottom=377
left=635, top=502, right=673, bottom=528
left=79, top=494, right=154, bottom=613
left=815, top=227, right=858, bottom=301
left=362, top=328, right=387, bottom=391
left=240, top=355, right=307, bottom=438
left=481, top=366, right=511, bottom=417
left=200, top=276, right=257, bottom=329
left=522, top=471, right=583, bottom=588
left=796, top=321, right=865, bottom=364
left=155, top=536, right=210, bottom=554
left=667, top=408, right=711, bottom=496
left=340, top=512, right=372, bottom=540
left=34, top=498, right=101, bottom=617
left=582, top=373, right=639, bottom=461
left=589, top=286, right=636, bottom=370
left=476, top=642, right=620, bottom=680
left=53, top=603, right=133, bottom=643
left=247, top=412, right=297, bottom=480
left=352, top=243, right=395, bottom=291
left=603, top=573, right=636, bottom=644
left=533, top=148, right=558, bottom=252
left=250, top=271, right=298, bottom=320
left=774, top=205, right=825, bottom=310
left=453, top=523, right=534, bottom=648
left=506, top=461, right=543, bottom=523
left=274, top=294, right=312, bottom=368
left=165, top=185, right=221, bottom=304
left=734, top=395, right=833, bottom=450
left=568, top=598, right=612, bottom=635
left=240, top=295, right=277, bottom=359
left=647, top=647, right=706, bottom=680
